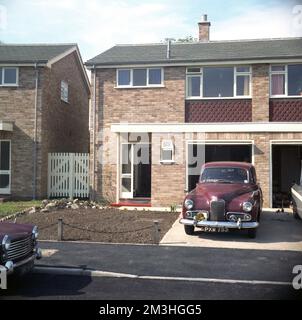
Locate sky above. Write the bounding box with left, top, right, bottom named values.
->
left=0, top=0, right=301, bottom=61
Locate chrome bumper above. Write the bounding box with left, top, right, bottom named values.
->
left=2, top=247, right=42, bottom=275
left=179, top=218, right=259, bottom=229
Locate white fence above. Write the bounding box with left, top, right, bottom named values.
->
left=48, top=153, right=89, bottom=199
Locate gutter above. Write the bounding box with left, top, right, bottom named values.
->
left=33, top=63, right=39, bottom=200
left=91, top=65, right=96, bottom=201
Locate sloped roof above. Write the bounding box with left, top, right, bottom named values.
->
left=0, top=43, right=76, bottom=63
left=86, top=38, right=302, bottom=67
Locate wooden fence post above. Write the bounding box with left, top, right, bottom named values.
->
left=69, top=153, right=75, bottom=200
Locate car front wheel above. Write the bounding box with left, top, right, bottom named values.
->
left=247, top=228, right=257, bottom=239
left=184, top=225, right=195, bottom=235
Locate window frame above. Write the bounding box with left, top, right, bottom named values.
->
left=0, top=139, right=11, bottom=194
left=60, top=80, right=69, bottom=103
left=116, top=67, right=164, bottom=88
left=0, top=67, right=19, bottom=87
left=186, top=66, right=252, bottom=99
left=270, top=64, right=302, bottom=98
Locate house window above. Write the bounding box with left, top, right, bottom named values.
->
left=61, top=80, right=69, bottom=102
left=0, top=67, right=18, bottom=86
left=133, top=69, right=147, bottom=86
left=117, top=69, right=131, bottom=86
left=0, top=140, right=11, bottom=194
left=235, top=66, right=251, bottom=96
left=270, top=64, right=302, bottom=97
left=186, top=66, right=251, bottom=99
left=117, top=68, right=163, bottom=87
left=160, top=139, right=174, bottom=163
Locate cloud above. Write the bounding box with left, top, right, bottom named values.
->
left=212, top=5, right=301, bottom=40
left=1, top=0, right=301, bottom=61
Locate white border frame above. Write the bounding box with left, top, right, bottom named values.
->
left=270, top=63, right=302, bottom=98
left=269, top=140, right=302, bottom=208
left=185, top=140, right=254, bottom=192
left=116, top=67, right=164, bottom=89
left=0, top=67, right=19, bottom=87
left=119, top=141, right=152, bottom=199
left=0, top=139, right=11, bottom=194
left=111, top=122, right=302, bottom=133
left=186, top=65, right=252, bottom=99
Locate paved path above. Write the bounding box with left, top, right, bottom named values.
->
left=161, top=210, right=302, bottom=251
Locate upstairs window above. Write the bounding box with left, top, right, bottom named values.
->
left=61, top=80, right=69, bottom=103
left=203, top=67, right=234, bottom=97
left=117, top=68, right=163, bottom=87
left=186, top=66, right=251, bottom=99
left=270, top=64, right=302, bottom=97
left=0, top=67, right=18, bottom=86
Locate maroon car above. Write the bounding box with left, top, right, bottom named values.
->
left=0, top=222, right=42, bottom=276
left=180, top=162, right=263, bottom=238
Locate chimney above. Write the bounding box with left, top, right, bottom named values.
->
left=198, top=14, right=211, bottom=42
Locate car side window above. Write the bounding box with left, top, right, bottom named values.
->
left=250, top=168, right=257, bottom=184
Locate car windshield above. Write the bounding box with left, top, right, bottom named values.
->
left=200, top=167, right=249, bottom=184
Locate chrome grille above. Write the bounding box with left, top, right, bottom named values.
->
left=210, top=200, right=225, bottom=221
left=6, top=236, right=34, bottom=262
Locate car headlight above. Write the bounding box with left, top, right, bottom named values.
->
left=32, top=226, right=39, bottom=239
left=242, top=202, right=253, bottom=212
left=184, top=199, right=194, bottom=210
left=2, top=235, right=11, bottom=251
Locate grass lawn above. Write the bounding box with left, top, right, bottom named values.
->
left=0, top=200, right=41, bottom=218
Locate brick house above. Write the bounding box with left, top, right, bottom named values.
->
left=86, top=16, right=302, bottom=208
left=0, top=44, right=90, bottom=199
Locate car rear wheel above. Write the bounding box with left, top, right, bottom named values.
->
left=184, top=225, right=195, bottom=235
left=247, top=228, right=257, bottom=239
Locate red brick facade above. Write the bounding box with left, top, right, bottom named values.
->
left=0, top=52, right=90, bottom=199
left=92, top=63, right=302, bottom=208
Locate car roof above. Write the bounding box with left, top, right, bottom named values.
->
left=202, top=161, right=253, bottom=169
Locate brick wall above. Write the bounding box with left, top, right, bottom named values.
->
left=92, top=67, right=186, bottom=202
left=151, top=133, right=186, bottom=207
left=0, top=67, right=41, bottom=199
left=0, top=53, right=89, bottom=199
left=252, top=64, right=270, bottom=122
left=39, top=52, right=90, bottom=197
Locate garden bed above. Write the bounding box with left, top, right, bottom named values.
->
left=10, top=208, right=179, bottom=244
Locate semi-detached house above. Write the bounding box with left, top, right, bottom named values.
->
left=86, top=16, right=302, bottom=209
left=0, top=44, right=90, bottom=200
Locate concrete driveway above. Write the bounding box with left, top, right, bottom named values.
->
left=160, top=209, right=302, bottom=252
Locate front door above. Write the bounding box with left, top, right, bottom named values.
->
left=120, top=142, right=151, bottom=199
left=121, top=143, right=133, bottom=198
left=0, top=140, right=11, bottom=194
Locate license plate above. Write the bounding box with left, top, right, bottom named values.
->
left=200, top=226, right=229, bottom=233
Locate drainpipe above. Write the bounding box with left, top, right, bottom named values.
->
left=91, top=65, right=96, bottom=201
left=33, top=63, right=39, bottom=200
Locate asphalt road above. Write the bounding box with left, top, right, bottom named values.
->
left=1, top=241, right=302, bottom=300
left=1, top=272, right=301, bottom=300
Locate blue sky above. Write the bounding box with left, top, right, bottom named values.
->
left=0, top=0, right=301, bottom=61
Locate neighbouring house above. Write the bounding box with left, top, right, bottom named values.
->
left=86, top=15, right=302, bottom=209
left=0, top=44, right=90, bottom=200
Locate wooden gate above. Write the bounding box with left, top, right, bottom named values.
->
left=48, top=153, right=89, bottom=198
